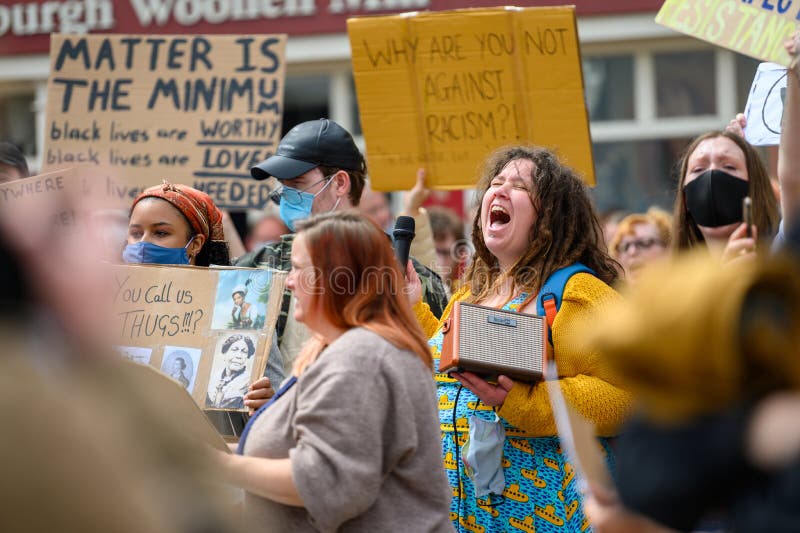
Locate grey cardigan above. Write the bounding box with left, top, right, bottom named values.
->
left=242, top=327, right=453, bottom=532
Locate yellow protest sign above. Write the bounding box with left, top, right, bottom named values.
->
left=112, top=264, right=286, bottom=412
left=43, top=34, right=286, bottom=209
left=656, top=0, right=796, bottom=67
left=348, top=6, right=594, bottom=190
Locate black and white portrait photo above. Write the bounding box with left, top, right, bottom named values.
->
left=161, top=346, right=201, bottom=393
left=205, top=333, right=258, bottom=409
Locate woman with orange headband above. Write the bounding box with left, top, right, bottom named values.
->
left=123, top=181, right=231, bottom=266
left=123, top=181, right=286, bottom=415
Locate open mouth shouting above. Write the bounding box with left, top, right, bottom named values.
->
left=489, top=205, right=511, bottom=229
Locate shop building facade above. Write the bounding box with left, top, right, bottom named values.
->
left=0, top=0, right=764, bottom=214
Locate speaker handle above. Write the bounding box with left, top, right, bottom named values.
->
left=441, top=318, right=451, bottom=334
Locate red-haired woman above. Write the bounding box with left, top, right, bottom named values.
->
left=215, top=211, right=452, bottom=532
left=610, top=207, right=672, bottom=286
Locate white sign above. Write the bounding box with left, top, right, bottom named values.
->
left=744, top=62, right=788, bottom=146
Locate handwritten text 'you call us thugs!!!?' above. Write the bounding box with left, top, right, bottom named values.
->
left=0, top=0, right=431, bottom=37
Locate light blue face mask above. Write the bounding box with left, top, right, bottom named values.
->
left=122, top=237, right=194, bottom=265
left=462, top=413, right=506, bottom=498
left=277, top=175, right=338, bottom=232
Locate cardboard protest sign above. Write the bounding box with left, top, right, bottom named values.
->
left=744, top=62, right=788, bottom=146
left=0, top=168, right=162, bottom=266
left=348, top=6, right=594, bottom=190
left=120, top=360, right=230, bottom=452
left=43, top=34, right=286, bottom=209
left=0, top=168, right=84, bottom=231
left=656, top=0, right=796, bottom=67
left=112, top=264, right=286, bottom=412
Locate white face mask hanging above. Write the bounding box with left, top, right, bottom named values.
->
left=462, top=412, right=506, bottom=498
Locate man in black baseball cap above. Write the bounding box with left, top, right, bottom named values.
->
left=236, top=119, right=448, bottom=374
left=251, top=118, right=365, bottom=182
left=250, top=119, right=366, bottom=233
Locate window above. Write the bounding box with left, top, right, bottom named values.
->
left=583, top=55, right=635, bottom=121
left=735, top=53, right=761, bottom=112
left=349, top=74, right=362, bottom=136
left=581, top=44, right=777, bottom=214
left=282, top=74, right=330, bottom=133
left=654, top=51, right=716, bottom=117
left=0, top=91, right=36, bottom=157
left=591, top=137, right=691, bottom=214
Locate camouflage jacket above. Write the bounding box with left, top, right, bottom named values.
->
left=234, top=233, right=448, bottom=344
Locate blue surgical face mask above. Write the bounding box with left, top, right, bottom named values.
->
left=122, top=237, right=194, bottom=265
left=278, top=176, right=338, bottom=232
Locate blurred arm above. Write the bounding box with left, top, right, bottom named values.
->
left=779, top=45, right=800, bottom=230
left=402, top=168, right=437, bottom=271
left=409, top=207, right=437, bottom=271
left=217, top=453, right=302, bottom=506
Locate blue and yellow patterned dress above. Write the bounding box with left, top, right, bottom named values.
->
left=430, top=293, right=612, bottom=533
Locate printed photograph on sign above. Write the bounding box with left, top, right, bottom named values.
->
left=161, top=346, right=202, bottom=393
left=205, top=332, right=259, bottom=410
left=115, top=345, right=153, bottom=365
left=211, top=269, right=272, bottom=330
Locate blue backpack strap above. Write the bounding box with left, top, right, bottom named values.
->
left=237, top=375, right=297, bottom=455
left=536, top=263, right=595, bottom=344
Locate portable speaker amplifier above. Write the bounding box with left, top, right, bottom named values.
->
left=440, top=301, right=548, bottom=382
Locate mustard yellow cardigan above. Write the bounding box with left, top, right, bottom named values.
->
left=415, top=273, right=632, bottom=437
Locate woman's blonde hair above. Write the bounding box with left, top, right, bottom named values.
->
left=609, top=207, right=673, bottom=260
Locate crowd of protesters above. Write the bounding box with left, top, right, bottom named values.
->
left=2, top=25, right=800, bottom=533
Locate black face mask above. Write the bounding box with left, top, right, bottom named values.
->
left=684, top=169, right=750, bottom=227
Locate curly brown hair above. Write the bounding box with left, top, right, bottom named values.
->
left=466, top=145, right=619, bottom=304
left=672, top=131, right=779, bottom=250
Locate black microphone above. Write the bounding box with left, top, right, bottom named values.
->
left=392, top=216, right=415, bottom=269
